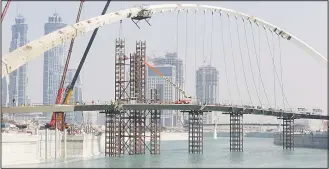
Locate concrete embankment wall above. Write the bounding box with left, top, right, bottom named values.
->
left=2, top=131, right=102, bottom=167
left=2, top=131, right=188, bottom=167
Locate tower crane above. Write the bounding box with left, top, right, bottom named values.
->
left=1, top=0, right=11, bottom=23
left=48, top=0, right=85, bottom=131
left=49, top=0, right=112, bottom=131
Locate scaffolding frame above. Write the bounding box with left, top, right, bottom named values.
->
left=278, top=116, right=295, bottom=149
left=229, top=112, right=244, bottom=152
left=149, top=89, right=161, bottom=154
left=181, top=110, right=205, bottom=154
left=104, top=110, right=121, bottom=156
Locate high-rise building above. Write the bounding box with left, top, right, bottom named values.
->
left=196, top=65, right=219, bottom=124
left=147, top=65, right=176, bottom=127
left=3, top=14, right=29, bottom=107
left=64, top=69, right=83, bottom=124
left=42, top=12, right=67, bottom=119
left=151, top=52, right=183, bottom=100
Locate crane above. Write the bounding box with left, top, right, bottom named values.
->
left=50, top=0, right=112, bottom=131
left=48, top=0, right=85, bottom=131
left=143, top=60, right=193, bottom=104
left=1, top=0, right=11, bottom=23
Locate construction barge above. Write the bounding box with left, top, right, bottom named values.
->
left=273, top=131, right=328, bottom=149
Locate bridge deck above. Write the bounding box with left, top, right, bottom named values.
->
left=1, top=104, right=328, bottom=120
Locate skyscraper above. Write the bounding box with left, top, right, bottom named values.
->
left=43, top=12, right=67, bottom=119
left=196, top=65, right=219, bottom=124
left=64, top=69, right=83, bottom=124
left=151, top=52, right=183, bottom=100
left=147, top=65, right=176, bottom=127
left=4, top=14, right=29, bottom=107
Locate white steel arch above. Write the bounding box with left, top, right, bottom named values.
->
left=2, top=4, right=327, bottom=78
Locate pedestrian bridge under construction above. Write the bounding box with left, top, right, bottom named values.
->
left=2, top=104, right=328, bottom=120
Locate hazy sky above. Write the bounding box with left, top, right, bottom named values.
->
left=1, top=1, right=327, bottom=126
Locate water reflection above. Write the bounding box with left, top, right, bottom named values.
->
left=188, top=154, right=204, bottom=164
left=149, top=155, right=161, bottom=167
left=229, top=152, right=244, bottom=163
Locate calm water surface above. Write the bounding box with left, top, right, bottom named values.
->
left=8, top=137, right=328, bottom=168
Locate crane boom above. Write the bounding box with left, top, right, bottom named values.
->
left=143, top=61, right=192, bottom=99
left=49, top=0, right=85, bottom=130
left=1, top=0, right=11, bottom=23
left=62, top=0, right=112, bottom=107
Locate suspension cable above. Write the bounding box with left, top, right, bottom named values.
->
left=264, top=28, right=291, bottom=109
left=176, top=10, right=180, bottom=99
left=184, top=10, right=188, bottom=91
left=220, top=13, right=232, bottom=103
left=258, top=22, right=261, bottom=95
left=227, top=14, right=241, bottom=102
left=235, top=16, right=253, bottom=106
left=176, top=10, right=179, bottom=54
left=271, top=32, right=277, bottom=109
left=118, top=20, right=122, bottom=38
left=249, top=22, right=271, bottom=107
left=201, top=10, right=206, bottom=103
left=210, top=11, right=214, bottom=65
left=242, top=19, right=262, bottom=106
left=194, top=10, right=197, bottom=97
left=202, top=10, right=206, bottom=64
left=277, top=35, right=286, bottom=110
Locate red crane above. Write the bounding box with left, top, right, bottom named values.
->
left=49, top=0, right=85, bottom=131
left=1, top=0, right=11, bottom=23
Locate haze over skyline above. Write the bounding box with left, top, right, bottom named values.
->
left=1, top=1, right=327, bottom=127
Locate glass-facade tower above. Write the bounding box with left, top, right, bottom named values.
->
left=3, top=14, right=29, bottom=107
left=42, top=13, right=67, bottom=119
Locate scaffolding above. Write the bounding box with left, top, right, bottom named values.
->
left=118, top=41, right=148, bottom=155
left=279, top=116, right=295, bottom=149
left=149, top=89, right=161, bottom=154
left=228, top=112, right=244, bottom=152
left=181, top=110, right=204, bottom=154
left=104, top=110, right=121, bottom=156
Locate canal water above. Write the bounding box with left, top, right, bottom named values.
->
left=5, top=137, right=327, bottom=168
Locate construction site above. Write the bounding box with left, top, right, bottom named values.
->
left=101, top=38, right=206, bottom=156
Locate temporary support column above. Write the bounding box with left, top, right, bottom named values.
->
left=126, top=40, right=147, bottom=155
left=114, top=38, right=130, bottom=156
left=149, top=89, right=161, bottom=154
left=182, top=110, right=204, bottom=154
left=120, top=110, right=132, bottom=155
left=103, top=110, right=121, bottom=156
left=225, top=111, right=244, bottom=152
left=278, top=116, right=296, bottom=149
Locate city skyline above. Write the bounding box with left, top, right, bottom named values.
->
left=1, top=1, right=327, bottom=129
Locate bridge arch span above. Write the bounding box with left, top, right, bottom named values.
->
left=2, top=4, right=326, bottom=78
